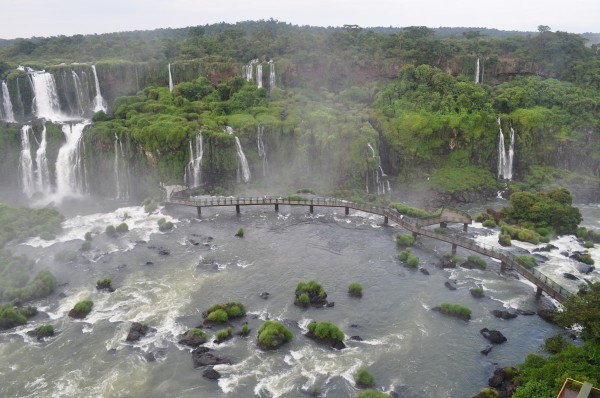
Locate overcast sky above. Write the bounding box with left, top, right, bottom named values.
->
left=1, top=0, right=598, bottom=39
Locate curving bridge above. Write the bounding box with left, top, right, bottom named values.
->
left=164, top=195, right=571, bottom=302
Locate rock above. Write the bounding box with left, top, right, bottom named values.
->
left=179, top=329, right=208, bottom=347
left=480, top=328, right=507, bottom=344
left=534, top=244, right=558, bottom=252
left=516, top=309, right=535, bottom=316
left=491, top=310, right=517, bottom=320
left=420, top=268, right=430, bottom=275
left=189, top=239, right=200, bottom=246
left=560, top=251, right=570, bottom=257
left=470, top=288, right=484, bottom=298
left=389, top=392, right=399, bottom=398
left=305, top=331, right=346, bottom=350
left=444, top=281, right=457, bottom=291
left=96, top=281, right=115, bottom=293
left=578, top=264, right=594, bottom=274
left=486, top=208, right=502, bottom=221
left=191, top=347, right=231, bottom=368
left=203, top=367, right=221, bottom=380
left=350, top=335, right=363, bottom=341
left=144, top=352, right=156, bottom=362
left=438, top=257, right=457, bottom=269
left=326, top=302, right=335, bottom=308
left=533, top=254, right=549, bottom=263
left=116, top=264, right=127, bottom=271
left=259, top=292, right=270, bottom=299
left=481, top=345, right=493, bottom=355
left=488, top=374, right=504, bottom=388
left=563, top=273, right=579, bottom=281
left=26, top=327, right=54, bottom=340
left=126, top=322, right=150, bottom=342
left=145, top=261, right=154, bottom=266
left=350, top=324, right=359, bottom=328
left=537, top=309, right=558, bottom=324
left=157, top=247, right=170, bottom=255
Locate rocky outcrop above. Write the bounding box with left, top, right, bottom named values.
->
left=491, top=310, right=517, bottom=320
left=420, top=268, right=430, bottom=275
left=96, top=280, right=115, bottom=293
left=563, top=273, right=579, bottom=280
left=126, top=322, right=151, bottom=342
left=444, top=281, right=457, bottom=291
left=480, top=328, right=507, bottom=344
left=305, top=331, right=346, bottom=350
left=191, top=347, right=232, bottom=368
left=178, top=329, right=207, bottom=347
left=537, top=308, right=558, bottom=324
left=203, top=367, right=221, bottom=380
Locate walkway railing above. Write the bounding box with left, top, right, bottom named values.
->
left=165, top=195, right=570, bottom=302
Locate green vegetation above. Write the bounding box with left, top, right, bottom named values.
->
left=215, top=326, right=233, bottom=342
left=307, top=321, right=344, bottom=341
left=235, top=227, right=244, bottom=237
left=0, top=204, right=63, bottom=247
left=584, top=241, right=595, bottom=249
left=517, top=256, right=537, bottom=270
left=0, top=250, right=56, bottom=302
left=556, top=282, right=600, bottom=342
left=395, top=233, right=414, bottom=246
left=68, top=300, right=93, bottom=319
left=406, top=255, right=420, bottom=267
left=296, top=188, right=315, bottom=194
left=390, top=203, right=439, bottom=218
left=205, top=302, right=246, bottom=322
left=295, top=281, right=326, bottom=300
left=348, top=283, right=363, bottom=297
left=355, top=368, right=375, bottom=388
left=158, top=218, right=174, bottom=231
left=257, top=320, right=293, bottom=349
left=35, top=324, right=54, bottom=336
left=470, top=287, right=484, bottom=298
left=498, top=233, right=512, bottom=247
left=398, top=247, right=412, bottom=262
left=144, top=201, right=157, bottom=214
left=475, top=388, right=500, bottom=398
left=500, top=224, right=540, bottom=245
left=577, top=227, right=600, bottom=243
left=105, top=225, right=116, bottom=237
left=434, top=227, right=449, bottom=234
left=482, top=219, right=497, bottom=228
left=355, top=391, right=392, bottom=398
left=298, top=293, right=310, bottom=306
left=115, top=223, right=129, bottom=233
left=80, top=240, right=92, bottom=251
left=0, top=303, right=27, bottom=329
left=475, top=212, right=492, bottom=223
left=54, top=250, right=77, bottom=262
left=439, top=303, right=472, bottom=319
left=287, top=195, right=307, bottom=201
left=240, top=323, right=249, bottom=336
left=543, top=334, right=569, bottom=354
left=190, top=327, right=208, bottom=339
left=467, top=256, right=487, bottom=269
left=96, top=278, right=112, bottom=287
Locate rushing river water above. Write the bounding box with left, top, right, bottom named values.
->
left=1, top=197, right=598, bottom=398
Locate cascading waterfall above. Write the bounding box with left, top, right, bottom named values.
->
left=34, top=124, right=51, bottom=195
left=225, top=126, right=250, bottom=183
left=29, top=70, right=64, bottom=121
left=243, top=60, right=258, bottom=82
left=19, top=125, right=35, bottom=197
left=91, top=65, right=107, bottom=113
left=367, top=142, right=390, bottom=195
left=256, top=64, right=263, bottom=89
left=1, top=80, right=16, bottom=122
left=184, top=133, right=203, bottom=187
left=475, top=57, right=480, bottom=84
left=497, top=117, right=515, bottom=180
left=269, top=59, right=276, bottom=92
left=55, top=122, right=90, bottom=197
left=257, top=124, right=268, bottom=177
left=71, top=71, right=87, bottom=116
left=114, top=133, right=122, bottom=199
left=168, top=63, right=174, bottom=93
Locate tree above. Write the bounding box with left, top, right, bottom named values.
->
left=537, top=25, right=551, bottom=34
left=556, top=282, right=600, bottom=342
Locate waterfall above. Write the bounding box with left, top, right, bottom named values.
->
left=257, top=124, right=268, bottom=176
left=256, top=64, right=263, bottom=89
left=235, top=137, right=251, bottom=183
left=55, top=122, right=90, bottom=197
left=168, top=63, right=174, bottom=93
left=29, top=70, right=64, bottom=121
left=91, top=65, right=107, bottom=113
left=113, top=133, right=130, bottom=200
left=1, top=81, right=16, bottom=122
left=34, top=124, right=51, bottom=195
left=475, top=57, right=480, bottom=84
left=71, top=71, right=87, bottom=116
left=19, top=125, right=35, bottom=197
left=184, top=133, right=203, bottom=187
left=367, top=142, right=390, bottom=195
left=114, top=133, right=122, bottom=199
left=243, top=61, right=254, bottom=81
left=269, top=60, right=276, bottom=92
left=497, top=117, right=515, bottom=180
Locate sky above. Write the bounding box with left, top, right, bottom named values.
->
left=0, top=0, right=598, bottom=39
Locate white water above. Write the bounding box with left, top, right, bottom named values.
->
left=19, top=125, right=35, bottom=197
left=91, top=65, right=107, bottom=113
left=497, top=117, right=514, bottom=180
left=243, top=60, right=258, bottom=82
left=269, top=60, right=276, bottom=92
left=256, top=64, right=263, bottom=89
left=257, top=125, right=268, bottom=176
left=29, top=70, right=65, bottom=121
left=1, top=80, right=16, bottom=122
left=34, top=124, right=51, bottom=195
left=184, top=133, right=203, bottom=187
left=475, top=57, right=480, bottom=84
left=168, top=63, right=174, bottom=93
left=71, top=71, right=87, bottom=116
left=113, top=133, right=130, bottom=200
left=235, top=137, right=251, bottom=183
left=55, top=121, right=91, bottom=198
left=367, top=142, right=389, bottom=195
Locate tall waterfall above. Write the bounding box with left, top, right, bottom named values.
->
left=35, top=124, right=51, bottom=195
left=113, top=133, right=131, bottom=200
left=29, top=70, right=64, bottom=121
left=256, top=64, right=263, bottom=89
left=55, top=122, right=90, bottom=197
left=184, top=133, right=203, bottom=187
left=168, top=63, right=174, bottom=93
left=1, top=81, right=16, bottom=122
left=71, top=71, right=88, bottom=116
left=269, top=60, right=276, bottom=92
left=243, top=60, right=257, bottom=82
left=497, top=117, right=515, bottom=180
left=475, top=57, right=480, bottom=84
left=366, top=142, right=390, bottom=195
left=19, top=125, right=35, bottom=197
left=225, top=126, right=250, bottom=183
left=91, top=65, right=107, bottom=113
left=257, top=124, right=268, bottom=176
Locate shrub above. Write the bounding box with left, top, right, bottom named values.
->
left=84, top=232, right=92, bottom=241
left=355, top=391, right=392, bottom=398
left=498, top=233, right=512, bottom=246
left=398, top=248, right=411, bottom=261
left=257, top=320, right=293, bottom=349
left=517, top=256, right=537, bottom=269
left=439, top=303, right=471, bottom=319
left=240, top=323, right=249, bottom=336
left=235, top=227, right=244, bottom=237
left=207, top=309, right=229, bottom=322
left=543, top=334, right=568, bottom=354
left=390, top=203, right=440, bottom=218
left=0, top=303, right=27, bottom=329
left=517, top=229, right=539, bottom=245
left=434, top=227, right=449, bottom=234
left=115, top=223, right=129, bottom=233
left=475, top=212, right=491, bottom=222
left=584, top=241, right=595, bottom=249
left=348, top=283, right=363, bottom=297
left=190, top=327, right=208, bottom=339
left=355, top=368, right=375, bottom=388
left=470, top=287, right=484, bottom=298
left=80, top=241, right=92, bottom=251
left=307, top=321, right=344, bottom=341
left=54, top=250, right=77, bottom=262
left=297, top=188, right=315, bottom=194
left=158, top=221, right=174, bottom=231
left=206, top=302, right=246, bottom=321
left=96, top=278, right=112, bottom=287
left=69, top=300, right=93, bottom=319
left=395, top=233, right=414, bottom=246
left=482, top=219, right=497, bottom=228
left=215, top=326, right=233, bottom=342
left=477, top=388, right=500, bottom=398
left=467, top=256, right=487, bottom=269
left=35, top=324, right=54, bottom=336
left=144, top=201, right=157, bottom=213
left=296, top=281, right=326, bottom=299
left=298, top=293, right=310, bottom=306
left=17, top=306, right=38, bottom=317
left=406, top=255, right=420, bottom=267
left=287, top=195, right=307, bottom=201
left=577, top=253, right=595, bottom=265
left=105, top=225, right=116, bottom=237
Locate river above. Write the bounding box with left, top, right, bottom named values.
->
left=1, top=196, right=598, bottom=398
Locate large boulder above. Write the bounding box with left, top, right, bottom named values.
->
left=480, top=328, right=507, bottom=344
left=126, top=322, right=150, bottom=342
left=491, top=310, right=517, bottom=320
left=191, top=347, right=231, bottom=368
left=444, top=281, right=457, bottom=291
left=537, top=308, right=558, bottom=324
left=203, top=367, right=221, bottom=380
left=179, top=329, right=208, bottom=347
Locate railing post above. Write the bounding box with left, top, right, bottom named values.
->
left=345, top=207, right=349, bottom=215
left=275, top=203, right=279, bottom=212
left=310, top=204, right=314, bottom=213
left=463, top=223, right=468, bottom=232
left=384, top=216, right=388, bottom=225
left=451, top=243, right=457, bottom=255
left=535, top=286, right=543, bottom=300
left=440, top=222, right=447, bottom=228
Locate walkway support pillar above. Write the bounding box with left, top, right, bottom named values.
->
left=412, top=232, right=418, bottom=239
left=310, top=205, right=314, bottom=213
left=196, top=206, right=201, bottom=217
left=463, top=223, right=468, bottom=232
left=236, top=204, right=240, bottom=214
left=384, top=216, right=388, bottom=225
left=440, top=222, right=447, bottom=228
left=536, top=286, right=543, bottom=299
left=345, top=207, right=349, bottom=215
left=500, top=261, right=506, bottom=272
left=451, top=243, right=457, bottom=255
left=275, top=204, right=279, bottom=212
